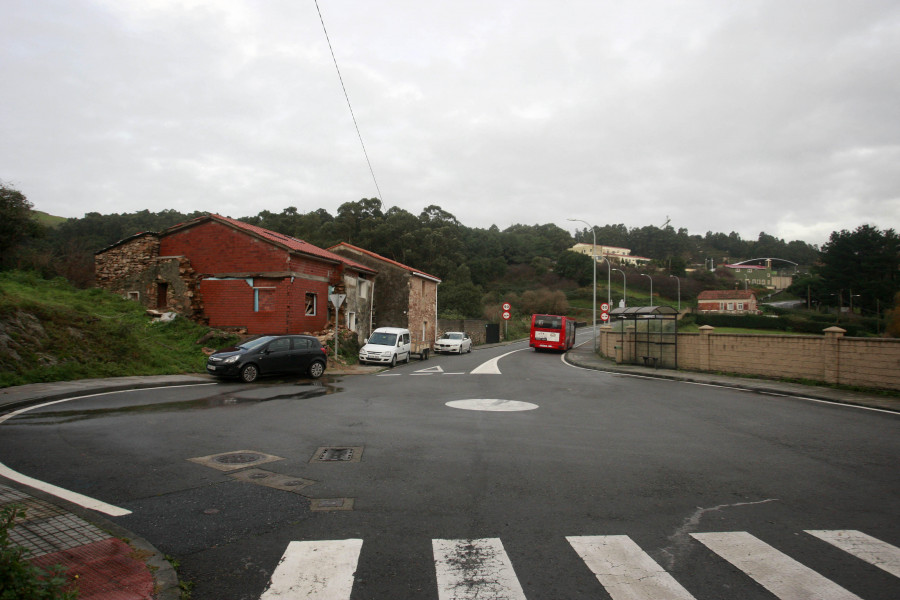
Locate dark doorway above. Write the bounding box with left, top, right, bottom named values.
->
left=156, top=282, right=168, bottom=309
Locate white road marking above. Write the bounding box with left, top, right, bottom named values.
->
left=691, top=531, right=863, bottom=600
left=415, top=365, right=444, bottom=373
left=1, top=389, right=226, bottom=516
left=470, top=348, right=526, bottom=374
left=806, top=530, right=900, bottom=578
left=445, top=399, right=539, bottom=412
left=0, top=463, right=131, bottom=516
left=433, top=538, right=527, bottom=600
left=567, top=535, right=697, bottom=600
left=260, top=539, right=362, bottom=600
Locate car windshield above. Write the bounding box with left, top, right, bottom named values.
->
left=240, top=336, right=276, bottom=350
left=368, top=332, right=398, bottom=346
left=442, top=333, right=463, bottom=340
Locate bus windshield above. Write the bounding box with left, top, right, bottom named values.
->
left=533, top=315, right=562, bottom=329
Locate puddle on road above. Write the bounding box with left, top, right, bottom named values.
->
left=10, top=380, right=343, bottom=425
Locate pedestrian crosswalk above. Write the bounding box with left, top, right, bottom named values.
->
left=259, top=530, right=899, bottom=599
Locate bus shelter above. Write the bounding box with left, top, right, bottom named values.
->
left=608, top=305, right=679, bottom=368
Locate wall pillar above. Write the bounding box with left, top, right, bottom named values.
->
left=823, top=326, right=846, bottom=385
left=699, top=325, right=714, bottom=371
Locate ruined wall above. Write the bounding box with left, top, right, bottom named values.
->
left=407, top=276, right=438, bottom=345
left=94, top=234, right=160, bottom=296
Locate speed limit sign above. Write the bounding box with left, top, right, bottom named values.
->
left=502, top=302, right=511, bottom=311
left=600, top=302, right=610, bottom=312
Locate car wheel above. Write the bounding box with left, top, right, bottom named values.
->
left=308, top=361, right=325, bottom=379
left=467, top=345, right=471, bottom=353
left=404, top=352, right=410, bottom=364
left=389, top=355, right=397, bottom=368
left=240, top=364, right=259, bottom=383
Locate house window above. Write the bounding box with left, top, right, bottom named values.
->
left=348, top=312, right=357, bottom=331
left=737, top=302, right=744, bottom=311
left=127, top=291, right=140, bottom=301
left=305, top=292, right=317, bottom=316
left=254, top=287, right=276, bottom=312
left=726, top=302, right=735, bottom=311
left=358, top=278, right=368, bottom=299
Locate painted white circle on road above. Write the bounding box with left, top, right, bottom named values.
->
left=446, top=399, right=538, bottom=412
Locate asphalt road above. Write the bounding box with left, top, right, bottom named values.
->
left=1, top=330, right=898, bottom=599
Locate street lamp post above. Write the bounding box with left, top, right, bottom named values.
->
left=568, top=218, right=597, bottom=351
left=641, top=273, right=653, bottom=307
left=613, top=268, right=626, bottom=307
left=601, top=256, right=612, bottom=311
left=669, top=274, right=680, bottom=312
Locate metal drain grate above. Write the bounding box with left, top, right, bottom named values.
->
left=310, top=446, right=363, bottom=463
left=321, top=448, right=353, bottom=461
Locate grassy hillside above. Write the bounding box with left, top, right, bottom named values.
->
left=0, top=271, right=237, bottom=388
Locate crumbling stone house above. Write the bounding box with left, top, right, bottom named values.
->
left=94, top=214, right=377, bottom=336
left=327, top=242, right=441, bottom=346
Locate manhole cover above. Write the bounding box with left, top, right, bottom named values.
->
left=214, top=452, right=264, bottom=465
left=310, top=446, right=364, bottom=463
left=249, top=473, right=271, bottom=480
left=188, top=450, right=285, bottom=472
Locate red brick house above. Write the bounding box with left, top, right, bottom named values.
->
left=95, top=214, right=377, bottom=336
left=327, top=242, right=441, bottom=346
left=696, top=290, right=760, bottom=314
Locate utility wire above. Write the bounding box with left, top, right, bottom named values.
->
left=314, top=0, right=383, bottom=201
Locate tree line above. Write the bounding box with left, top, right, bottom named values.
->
left=2, top=181, right=897, bottom=323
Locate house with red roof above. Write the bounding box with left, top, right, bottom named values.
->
left=327, top=242, right=441, bottom=347
left=696, top=289, right=760, bottom=314
left=95, top=214, right=377, bottom=336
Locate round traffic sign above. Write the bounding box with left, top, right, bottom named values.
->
left=502, top=302, right=511, bottom=311
left=501, top=311, right=511, bottom=320
left=600, top=302, right=610, bottom=312
left=600, top=312, right=610, bottom=322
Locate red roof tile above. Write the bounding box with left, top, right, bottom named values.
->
left=164, top=214, right=377, bottom=274
left=697, top=290, right=757, bottom=300
left=327, top=242, right=442, bottom=282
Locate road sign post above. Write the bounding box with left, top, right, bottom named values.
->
left=501, top=302, right=512, bottom=340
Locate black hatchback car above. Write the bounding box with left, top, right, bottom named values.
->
left=206, top=335, right=328, bottom=382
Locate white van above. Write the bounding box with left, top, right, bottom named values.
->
left=359, top=327, right=411, bottom=367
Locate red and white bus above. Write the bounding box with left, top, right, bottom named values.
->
left=529, top=314, right=576, bottom=352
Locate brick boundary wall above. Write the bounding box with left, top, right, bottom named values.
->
left=597, top=325, right=900, bottom=391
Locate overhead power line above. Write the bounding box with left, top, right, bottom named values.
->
left=313, top=0, right=383, bottom=201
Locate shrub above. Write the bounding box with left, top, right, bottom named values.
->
left=0, top=505, right=78, bottom=599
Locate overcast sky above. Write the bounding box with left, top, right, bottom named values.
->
left=3, top=1, right=898, bottom=246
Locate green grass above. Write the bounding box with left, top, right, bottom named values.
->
left=0, top=271, right=238, bottom=388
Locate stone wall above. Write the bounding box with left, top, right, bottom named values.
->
left=597, top=325, right=900, bottom=391
left=95, top=235, right=203, bottom=320
left=94, top=233, right=160, bottom=294
left=437, top=319, right=490, bottom=345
